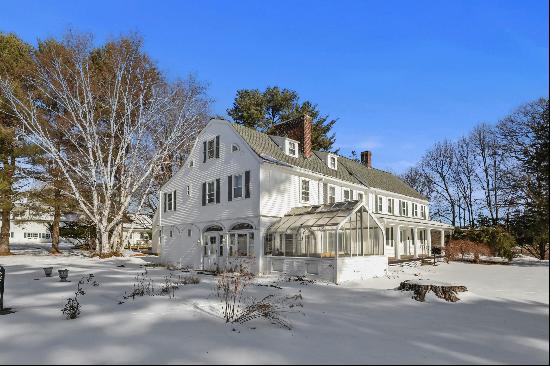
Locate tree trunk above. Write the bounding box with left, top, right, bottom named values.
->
left=50, top=200, right=61, bottom=254
left=99, top=229, right=110, bottom=256
left=0, top=208, right=11, bottom=256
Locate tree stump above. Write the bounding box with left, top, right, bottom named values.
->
left=398, top=280, right=467, bottom=302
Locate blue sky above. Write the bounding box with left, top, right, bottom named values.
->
left=1, top=0, right=548, bottom=173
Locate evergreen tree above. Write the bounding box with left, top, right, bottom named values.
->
left=227, top=86, right=337, bottom=151
left=0, top=33, right=39, bottom=255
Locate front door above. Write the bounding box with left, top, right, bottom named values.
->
left=204, top=234, right=219, bottom=270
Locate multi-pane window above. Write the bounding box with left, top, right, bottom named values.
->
left=400, top=200, right=408, bottom=216
left=343, top=189, right=351, bottom=201
left=387, top=198, right=394, bottom=214
left=167, top=193, right=173, bottom=210
left=203, top=136, right=220, bottom=162
left=328, top=185, right=336, bottom=204
left=301, top=179, right=310, bottom=202
left=187, top=185, right=190, bottom=196
left=412, top=203, right=418, bottom=217
left=233, top=174, right=243, bottom=199
left=207, top=181, right=216, bottom=204
left=357, top=192, right=364, bottom=202
left=377, top=196, right=383, bottom=213
left=288, top=141, right=297, bottom=157
left=207, top=139, right=216, bottom=159
left=164, top=190, right=177, bottom=212
left=329, top=156, right=337, bottom=169
left=420, top=205, right=426, bottom=219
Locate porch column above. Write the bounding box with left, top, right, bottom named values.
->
left=440, top=229, right=445, bottom=248
left=413, top=227, right=418, bottom=259
left=427, top=228, right=432, bottom=255
left=395, top=225, right=401, bottom=260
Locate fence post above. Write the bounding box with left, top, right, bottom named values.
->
left=0, top=266, right=5, bottom=311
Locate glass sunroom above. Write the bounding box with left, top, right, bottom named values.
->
left=264, top=201, right=387, bottom=282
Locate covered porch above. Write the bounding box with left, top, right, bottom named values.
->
left=263, top=200, right=387, bottom=283
left=380, top=216, right=454, bottom=261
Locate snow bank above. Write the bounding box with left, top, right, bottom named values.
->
left=0, top=253, right=547, bottom=364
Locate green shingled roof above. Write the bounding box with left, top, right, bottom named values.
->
left=231, top=123, right=426, bottom=200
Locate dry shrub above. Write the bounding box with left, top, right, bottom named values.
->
left=445, top=240, right=492, bottom=263
left=234, top=293, right=303, bottom=330
left=216, top=271, right=253, bottom=322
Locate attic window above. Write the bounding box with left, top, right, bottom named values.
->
left=328, top=154, right=337, bottom=170
left=287, top=141, right=298, bottom=157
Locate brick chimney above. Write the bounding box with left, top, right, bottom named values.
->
left=360, top=151, right=372, bottom=168
left=269, top=114, right=313, bottom=158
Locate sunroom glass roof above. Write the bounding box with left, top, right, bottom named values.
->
left=266, top=200, right=379, bottom=234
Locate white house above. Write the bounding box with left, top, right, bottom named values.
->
left=2, top=205, right=77, bottom=244
left=157, top=116, right=453, bottom=283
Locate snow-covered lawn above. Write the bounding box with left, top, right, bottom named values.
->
left=0, top=252, right=548, bottom=364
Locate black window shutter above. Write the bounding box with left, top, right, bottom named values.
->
left=245, top=170, right=250, bottom=198
left=215, top=136, right=220, bottom=158
left=202, top=183, right=206, bottom=206
left=215, top=178, right=221, bottom=203
left=227, top=175, right=233, bottom=201
left=173, top=190, right=177, bottom=211
left=163, top=193, right=167, bottom=212
left=203, top=141, right=207, bottom=163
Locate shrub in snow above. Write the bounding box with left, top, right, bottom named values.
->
left=216, top=272, right=303, bottom=329
left=452, top=227, right=516, bottom=260
left=216, top=272, right=253, bottom=323
left=445, top=240, right=492, bottom=263
left=61, top=274, right=99, bottom=319
left=234, top=293, right=303, bottom=330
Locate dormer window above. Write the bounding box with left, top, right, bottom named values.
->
left=327, top=154, right=338, bottom=170
left=287, top=141, right=297, bottom=157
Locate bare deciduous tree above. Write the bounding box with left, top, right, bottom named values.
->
left=0, top=34, right=210, bottom=255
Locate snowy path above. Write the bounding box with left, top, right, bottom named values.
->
left=0, top=253, right=548, bottom=364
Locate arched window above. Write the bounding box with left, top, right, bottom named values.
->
left=204, top=225, right=223, bottom=232
left=230, top=223, right=253, bottom=231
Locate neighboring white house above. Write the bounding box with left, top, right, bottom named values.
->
left=157, top=117, right=453, bottom=283
left=122, top=214, right=153, bottom=249
left=1, top=205, right=78, bottom=244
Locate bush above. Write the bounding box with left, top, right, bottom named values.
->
left=61, top=274, right=99, bottom=319
left=445, top=240, right=492, bottom=263
left=452, top=227, right=516, bottom=261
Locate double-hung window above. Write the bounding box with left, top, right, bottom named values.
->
left=301, top=179, right=310, bottom=202
left=233, top=174, right=243, bottom=199
left=387, top=198, right=394, bottom=214
left=329, top=156, right=337, bottom=169
left=400, top=200, right=408, bottom=216
left=357, top=192, right=364, bottom=202
left=288, top=141, right=297, bottom=157
left=377, top=196, right=383, bottom=213
left=203, top=136, right=220, bottom=162
left=207, top=181, right=216, bottom=204
left=412, top=203, right=418, bottom=217
left=207, top=139, right=215, bottom=159
left=163, top=190, right=177, bottom=212
left=420, top=205, right=426, bottom=219
left=343, top=189, right=351, bottom=201
left=227, top=171, right=251, bottom=201
left=328, top=185, right=336, bottom=204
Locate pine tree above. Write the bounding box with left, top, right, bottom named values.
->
left=227, top=86, right=337, bottom=151
left=0, top=33, right=39, bottom=255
